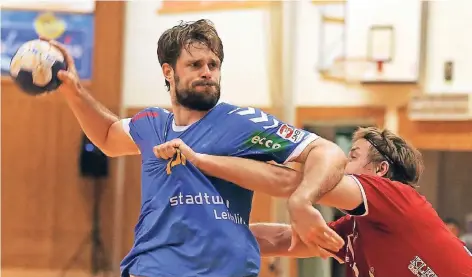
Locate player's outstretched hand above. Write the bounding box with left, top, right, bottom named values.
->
left=287, top=231, right=345, bottom=262
left=287, top=195, right=344, bottom=256
left=41, top=38, right=81, bottom=96
left=153, top=139, right=201, bottom=165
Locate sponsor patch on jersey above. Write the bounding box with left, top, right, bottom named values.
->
left=245, top=132, right=290, bottom=152
left=276, top=124, right=305, bottom=143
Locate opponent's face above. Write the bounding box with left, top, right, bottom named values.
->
left=345, top=138, right=387, bottom=177
left=165, top=42, right=221, bottom=111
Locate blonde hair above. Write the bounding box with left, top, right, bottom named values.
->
left=352, top=127, right=424, bottom=187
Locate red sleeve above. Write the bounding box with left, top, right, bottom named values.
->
left=349, top=174, right=419, bottom=225
left=328, top=215, right=354, bottom=261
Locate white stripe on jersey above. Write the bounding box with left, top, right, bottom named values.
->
left=465, top=246, right=472, bottom=256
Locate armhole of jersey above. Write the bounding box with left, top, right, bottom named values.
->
left=120, top=118, right=133, bottom=141
left=283, top=133, right=319, bottom=164
left=339, top=175, right=369, bottom=217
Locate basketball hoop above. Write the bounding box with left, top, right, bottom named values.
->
left=321, top=57, right=382, bottom=85
left=337, top=58, right=375, bottom=84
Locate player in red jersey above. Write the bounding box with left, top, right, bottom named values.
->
left=250, top=127, right=472, bottom=277
left=157, top=126, right=472, bottom=277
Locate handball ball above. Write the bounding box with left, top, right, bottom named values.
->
left=9, top=39, right=68, bottom=96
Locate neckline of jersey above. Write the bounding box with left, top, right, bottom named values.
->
left=170, top=101, right=224, bottom=133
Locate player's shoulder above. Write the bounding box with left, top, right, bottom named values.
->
left=351, top=174, right=421, bottom=205
left=215, top=102, right=280, bottom=128
left=217, top=102, right=265, bottom=116
left=131, top=106, right=171, bottom=123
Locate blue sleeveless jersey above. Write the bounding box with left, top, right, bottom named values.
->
left=120, top=102, right=318, bottom=277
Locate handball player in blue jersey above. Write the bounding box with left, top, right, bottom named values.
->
left=47, top=19, right=346, bottom=277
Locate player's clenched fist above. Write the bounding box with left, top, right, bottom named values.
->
left=153, top=139, right=200, bottom=165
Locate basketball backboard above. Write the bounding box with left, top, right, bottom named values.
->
left=345, top=0, right=422, bottom=83
left=368, top=25, right=394, bottom=63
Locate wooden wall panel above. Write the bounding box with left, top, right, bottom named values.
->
left=1, top=1, right=125, bottom=270
left=398, top=106, right=472, bottom=151
left=296, top=106, right=386, bottom=128
left=158, top=0, right=272, bottom=14
left=437, top=151, right=472, bottom=222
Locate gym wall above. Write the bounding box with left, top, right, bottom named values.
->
left=2, top=1, right=472, bottom=276
left=1, top=1, right=125, bottom=272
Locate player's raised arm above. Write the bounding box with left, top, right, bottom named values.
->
left=47, top=40, right=139, bottom=157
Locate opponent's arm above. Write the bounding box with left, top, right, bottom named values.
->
left=316, top=175, right=365, bottom=211
left=250, top=223, right=319, bottom=257
left=250, top=222, right=344, bottom=263
left=49, top=40, right=139, bottom=157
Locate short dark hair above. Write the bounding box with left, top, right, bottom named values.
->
left=353, top=127, right=424, bottom=187
left=157, top=19, right=224, bottom=90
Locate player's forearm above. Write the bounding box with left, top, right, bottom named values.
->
left=62, top=86, right=119, bottom=151
left=196, top=154, right=302, bottom=197
left=250, top=223, right=317, bottom=258
left=293, top=139, right=347, bottom=204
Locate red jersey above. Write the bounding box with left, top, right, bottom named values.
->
left=328, top=174, right=472, bottom=277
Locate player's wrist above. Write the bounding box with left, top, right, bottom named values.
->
left=58, top=77, right=87, bottom=98
left=290, top=181, right=319, bottom=205
left=191, top=153, right=206, bottom=168
left=60, top=82, right=84, bottom=101
left=287, top=189, right=313, bottom=212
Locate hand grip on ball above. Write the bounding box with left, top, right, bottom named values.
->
left=9, top=39, right=68, bottom=96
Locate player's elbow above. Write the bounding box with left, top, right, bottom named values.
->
left=100, top=145, right=139, bottom=157
left=314, top=139, right=348, bottom=178
left=99, top=139, right=133, bottom=157
left=99, top=140, right=120, bottom=157
left=327, top=140, right=348, bottom=169
left=93, top=143, right=118, bottom=157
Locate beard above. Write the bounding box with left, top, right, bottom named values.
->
left=174, top=75, right=221, bottom=111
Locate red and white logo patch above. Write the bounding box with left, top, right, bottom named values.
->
left=276, top=124, right=304, bottom=143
